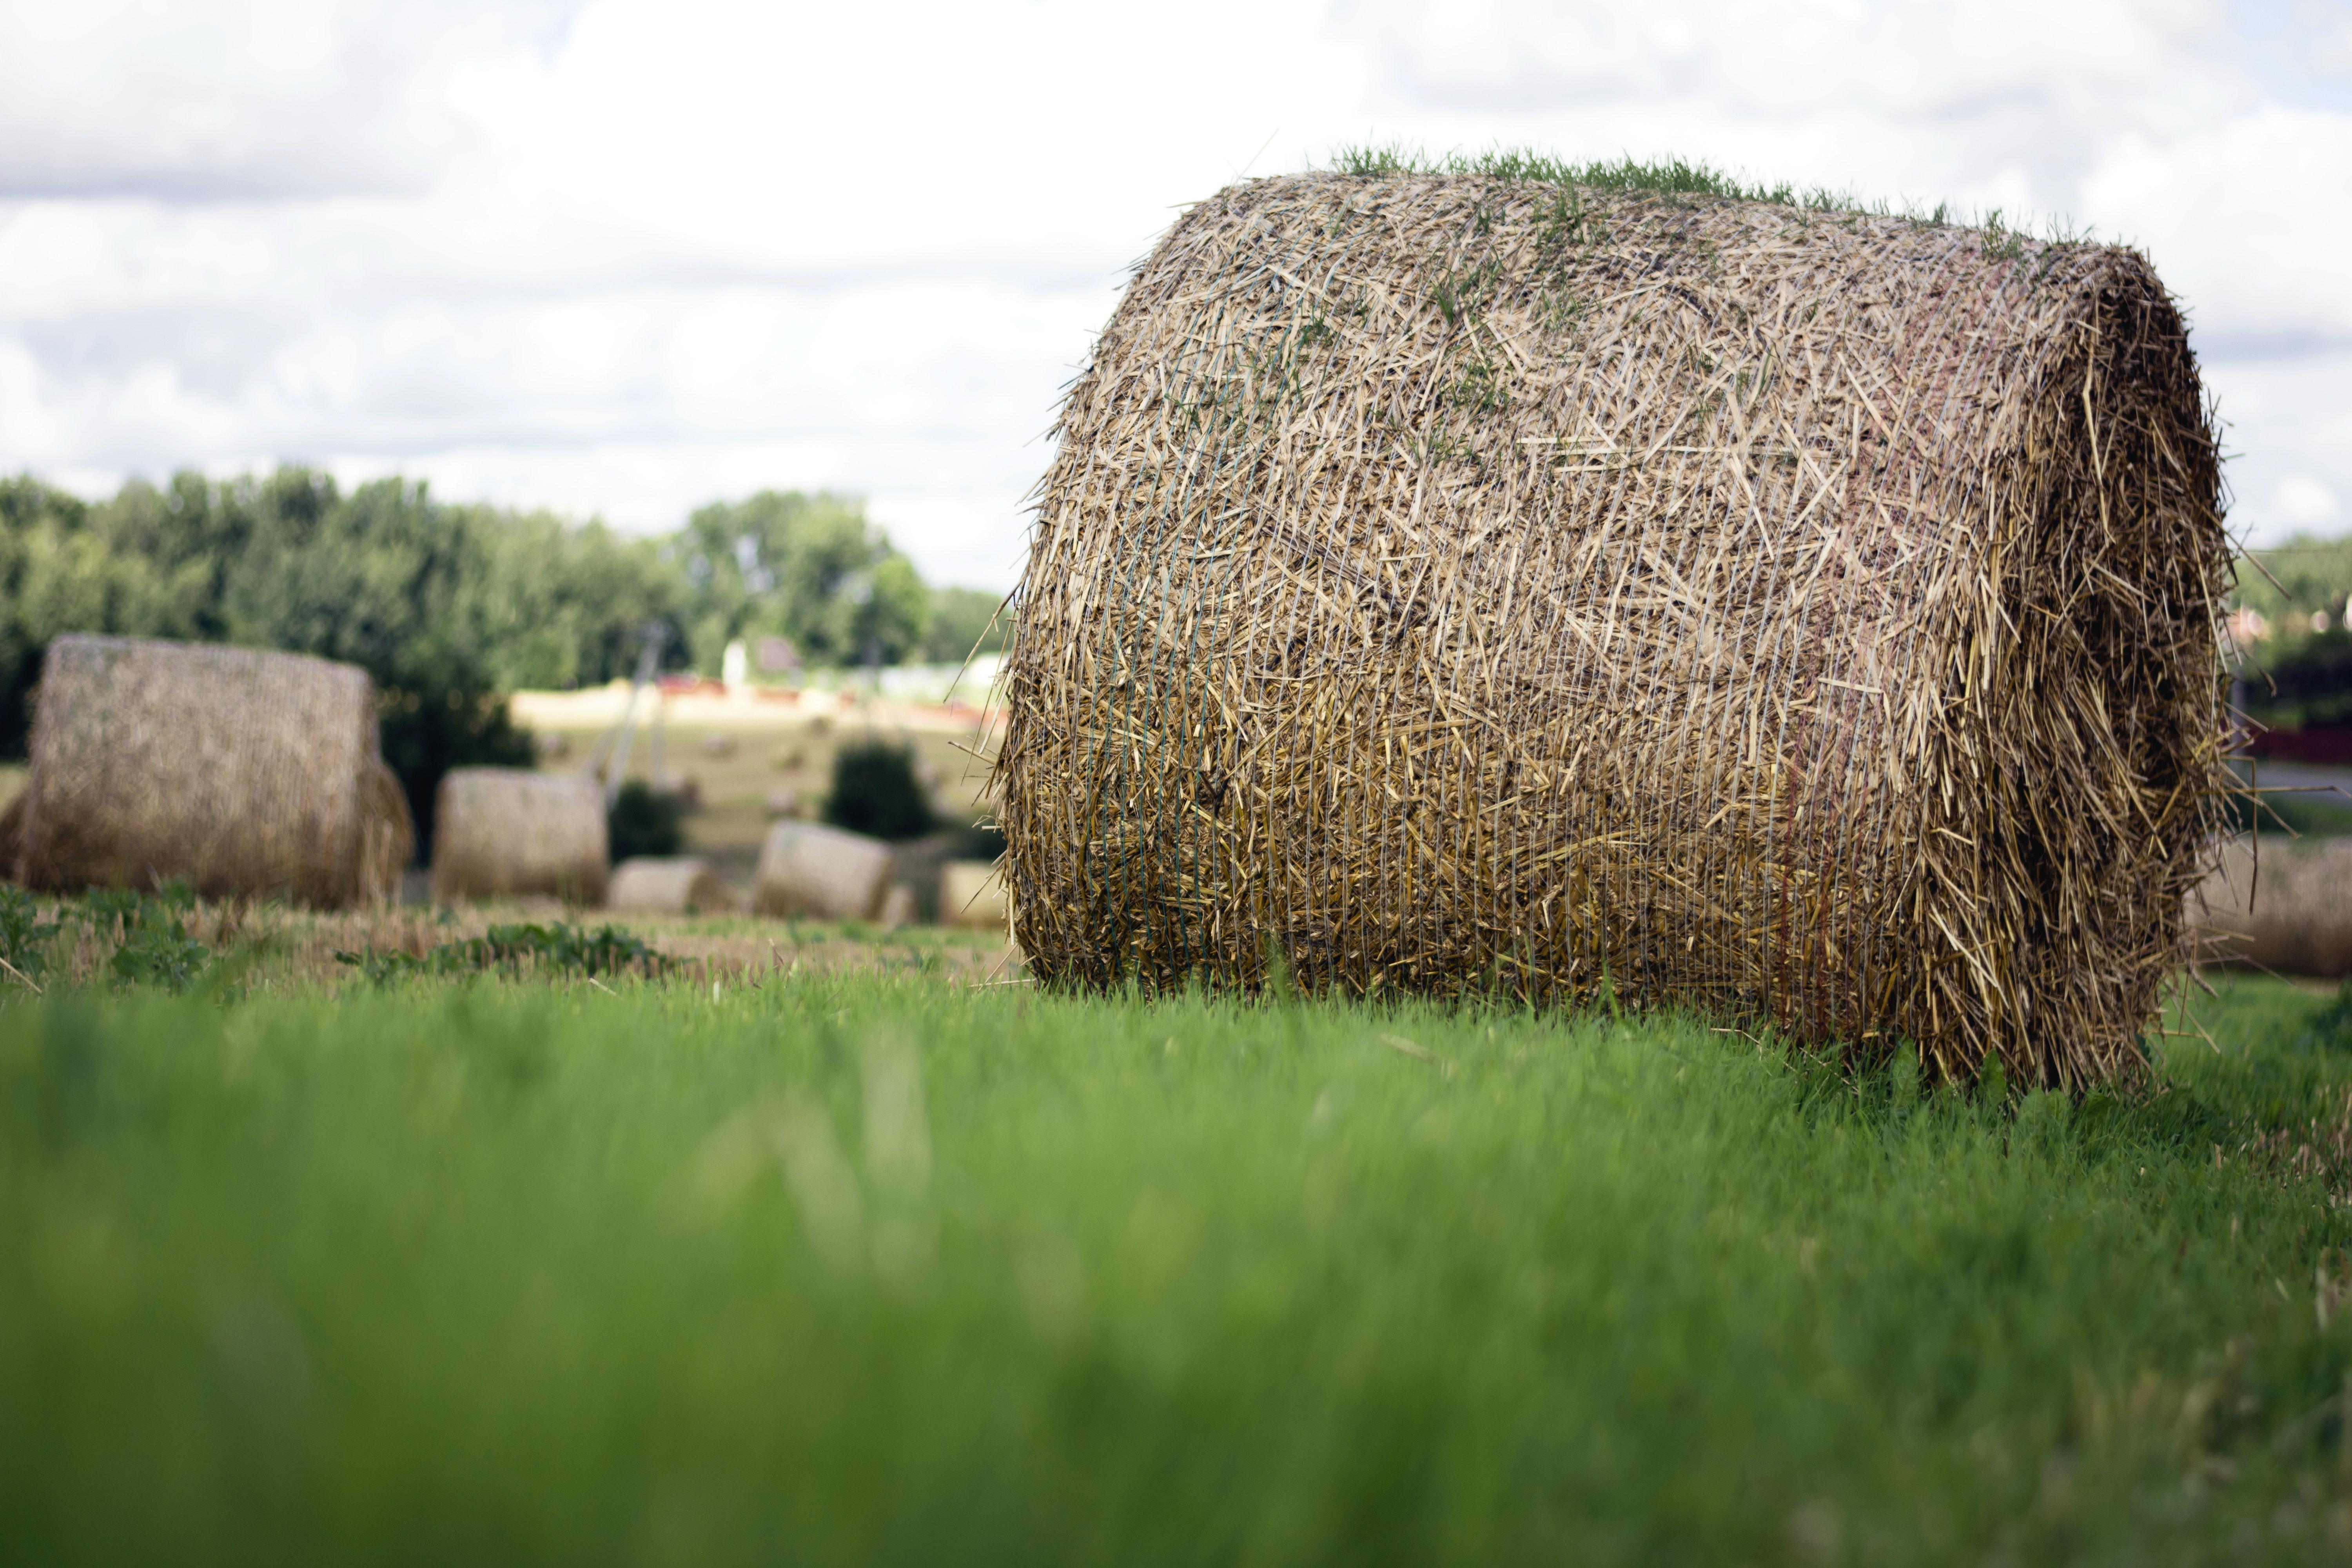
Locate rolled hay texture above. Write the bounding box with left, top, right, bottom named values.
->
left=754, top=821, right=892, bottom=920
left=607, top=856, right=739, bottom=915
left=996, top=172, right=2233, bottom=1088
left=2192, top=838, right=2352, bottom=978
left=4, top=635, right=411, bottom=906
left=431, top=768, right=608, bottom=904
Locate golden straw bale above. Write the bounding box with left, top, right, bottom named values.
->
left=607, top=856, right=739, bottom=915
left=2192, top=838, right=2352, bottom=977
left=941, top=860, right=1009, bottom=930
left=431, top=768, right=608, bottom=904
left=996, top=172, right=2233, bottom=1089
left=753, top=821, right=892, bottom=920
left=3, top=634, right=411, bottom=906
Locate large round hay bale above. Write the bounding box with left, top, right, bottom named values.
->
left=431, top=768, right=608, bottom=904
left=2, top=635, right=412, bottom=906
left=997, top=171, right=2232, bottom=1088
left=608, top=856, right=738, bottom=915
left=754, top=821, right=892, bottom=920
left=2192, top=838, right=2352, bottom=977
left=942, top=860, right=1009, bottom=930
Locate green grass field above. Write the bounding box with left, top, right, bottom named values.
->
left=8, top=964, right=2352, bottom=1564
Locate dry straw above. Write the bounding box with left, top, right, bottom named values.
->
left=995, top=168, right=2233, bottom=1089
left=608, top=855, right=739, bottom=915
left=0, top=634, right=412, bottom=906
left=754, top=821, right=893, bottom=921
left=430, top=768, right=608, bottom=905
left=941, top=860, right=1010, bottom=931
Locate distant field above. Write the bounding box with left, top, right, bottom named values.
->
left=514, top=688, right=1000, bottom=889
left=7, top=963, right=2352, bottom=1563
left=1, top=687, right=1001, bottom=898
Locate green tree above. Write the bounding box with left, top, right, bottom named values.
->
left=0, top=468, right=603, bottom=853
left=462, top=508, right=686, bottom=690
left=0, top=475, right=195, bottom=754
left=675, top=490, right=929, bottom=671
left=922, top=585, right=1009, bottom=662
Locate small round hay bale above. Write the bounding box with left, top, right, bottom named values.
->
left=700, top=732, right=737, bottom=758
left=753, top=821, right=891, bottom=920
left=431, top=768, right=608, bottom=904
left=2191, top=838, right=2352, bottom=977
left=942, top=860, right=1009, bottom=929
left=4, top=634, right=412, bottom=906
left=998, top=171, right=2232, bottom=1089
left=763, top=787, right=802, bottom=820
left=608, top=856, right=739, bottom=915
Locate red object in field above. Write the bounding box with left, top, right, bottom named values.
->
left=657, top=675, right=726, bottom=697
left=2245, top=727, right=2352, bottom=766
left=753, top=686, right=802, bottom=704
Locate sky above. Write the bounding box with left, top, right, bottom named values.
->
left=0, top=0, right=2347, bottom=590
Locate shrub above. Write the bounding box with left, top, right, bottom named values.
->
left=823, top=738, right=935, bottom=841
left=2243, top=629, right=2352, bottom=731
left=607, top=780, right=686, bottom=860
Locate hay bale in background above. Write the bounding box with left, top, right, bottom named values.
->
left=2192, top=838, right=2352, bottom=977
left=608, top=856, right=738, bottom=915
left=754, top=821, right=892, bottom=920
left=997, top=171, right=2232, bottom=1089
left=942, top=860, right=1008, bottom=930
left=3, top=635, right=411, bottom=906
left=431, top=768, right=608, bottom=904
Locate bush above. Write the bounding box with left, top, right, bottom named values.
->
left=823, top=739, right=935, bottom=841
left=2243, top=628, right=2352, bottom=730
left=607, top=780, right=686, bottom=861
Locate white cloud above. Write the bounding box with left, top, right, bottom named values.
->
left=2203, top=347, right=2352, bottom=542
left=2080, top=105, right=2352, bottom=352
left=0, top=0, right=579, bottom=199
left=0, top=0, right=2347, bottom=583
left=2279, top=475, right=2343, bottom=527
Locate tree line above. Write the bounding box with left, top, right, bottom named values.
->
left=0, top=466, right=1009, bottom=843
left=2229, top=535, right=2352, bottom=731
